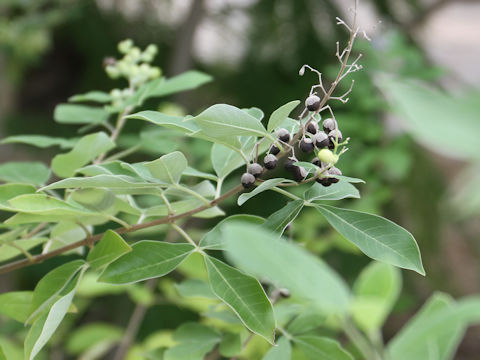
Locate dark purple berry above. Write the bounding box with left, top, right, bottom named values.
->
left=277, top=128, right=290, bottom=143
left=305, top=95, right=321, bottom=112
left=323, top=118, right=337, bottom=133
left=241, top=173, right=256, bottom=189
left=284, top=157, right=297, bottom=172
left=316, top=177, right=332, bottom=187
left=263, top=154, right=278, bottom=170
left=312, top=157, right=321, bottom=166
left=328, top=167, right=342, bottom=183
left=269, top=145, right=280, bottom=155
left=300, top=138, right=314, bottom=153
left=292, top=166, right=307, bottom=182
left=306, top=122, right=318, bottom=135
left=315, top=131, right=331, bottom=149
left=328, top=129, right=343, bottom=144
left=248, top=163, right=263, bottom=178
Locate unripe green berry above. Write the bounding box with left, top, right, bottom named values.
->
left=317, top=149, right=338, bottom=164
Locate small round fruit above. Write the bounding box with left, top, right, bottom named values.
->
left=323, top=118, right=337, bottom=133
left=269, top=145, right=280, bottom=155
left=314, top=131, right=330, bottom=148
left=241, top=173, right=256, bottom=189
left=328, top=166, right=342, bottom=183
left=316, top=177, right=332, bottom=187
left=317, top=149, right=338, bottom=164
left=292, top=166, right=307, bottom=182
left=277, top=128, right=290, bottom=142
left=263, top=154, right=278, bottom=170
left=279, top=288, right=291, bottom=298
left=312, top=157, right=321, bottom=166
left=328, top=129, right=343, bottom=143
left=248, top=163, right=263, bottom=178
left=305, top=94, right=321, bottom=112
left=284, top=157, right=297, bottom=172
left=306, top=122, right=318, bottom=134
left=300, top=138, right=314, bottom=153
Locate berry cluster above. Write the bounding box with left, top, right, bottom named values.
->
left=241, top=94, right=347, bottom=189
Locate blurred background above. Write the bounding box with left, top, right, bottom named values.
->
left=0, top=0, right=479, bottom=359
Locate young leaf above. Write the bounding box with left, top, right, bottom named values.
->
left=164, top=323, right=220, bottom=360
left=51, top=132, right=115, bottom=178
left=351, top=262, right=401, bottom=332
left=238, top=178, right=293, bottom=206
left=28, top=260, right=86, bottom=323
left=304, top=181, right=360, bottom=202
left=294, top=335, right=353, bottom=360
left=267, top=100, right=301, bottom=132
left=243, top=107, right=264, bottom=120
left=0, top=291, right=33, bottom=323
left=0, top=183, right=36, bottom=207
left=144, top=151, right=188, bottom=184
left=316, top=205, right=425, bottom=275
left=145, top=70, right=212, bottom=101
left=262, top=336, right=291, bottom=360
left=204, top=255, right=276, bottom=344
left=199, top=214, right=265, bottom=250
left=191, top=104, right=268, bottom=138
left=1, top=135, right=76, bottom=149
left=70, top=188, right=115, bottom=211
left=87, top=230, right=131, bottom=270
left=262, top=200, right=304, bottom=234
left=25, top=268, right=85, bottom=360
left=54, top=104, right=109, bottom=124
left=7, top=194, right=94, bottom=216
left=99, top=241, right=195, bottom=284
left=41, top=175, right=158, bottom=192
left=68, top=91, right=112, bottom=103
left=0, top=238, right=47, bottom=262
left=223, top=222, right=350, bottom=314
left=387, top=293, right=480, bottom=360
left=127, top=111, right=199, bottom=133
left=0, top=162, right=50, bottom=186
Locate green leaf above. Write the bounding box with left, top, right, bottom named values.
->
left=28, top=260, right=86, bottom=323
left=238, top=178, right=292, bottom=206
left=1, top=135, right=76, bottom=149
left=41, top=175, right=159, bottom=192
left=51, top=132, right=115, bottom=178
left=99, top=241, right=195, bottom=284
left=68, top=91, right=112, bottom=103
left=223, top=222, right=350, bottom=314
left=211, top=143, right=245, bottom=179
left=175, top=279, right=216, bottom=299
left=316, top=205, right=425, bottom=275
left=199, top=214, right=265, bottom=250
left=54, top=104, right=109, bottom=125
left=147, top=71, right=212, bottom=99
left=71, top=188, right=115, bottom=211
left=218, top=333, right=242, bottom=357
left=144, top=151, right=188, bottom=183
left=204, top=255, right=276, bottom=343
left=191, top=104, right=268, bottom=138
left=7, top=194, right=94, bottom=216
left=25, top=267, right=85, bottom=360
left=66, top=323, right=122, bottom=355
left=263, top=336, right=291, bottom=360
left=294, top=335, right=353, bottom=360
left=379, top=77, right=480, bottom=160
left=387, top=293, right=480, bottom=360
left=351, top=262, right=401, bottom=332
left=0, top=291, right=33, bottom=323
left=0, top=162, right=50, bottom=186
left=0, top=183, right=36, bottom=207
left=304, top=181, right=360, bottom=202
left=183, top=166, right=218, bottom=181
left=127, top=111, right=199, bottom=133
left=0, top=237, right=47, bottom=262
left=267, top=100, right=300, bottom=132
left=262, top=200, right=304, bottom=234
left=87, top=230, right=131, bottom=270
left=243, top=107, right=264, bottom=120
left=164, top=323, right=220, bottom=360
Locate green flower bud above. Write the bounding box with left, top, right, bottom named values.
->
left=105, top=65, right=120, bottom=79
left=149, top=67, right=161, bottom=79
left=118, top=39, right=133, bottom=54
left=110, top=88, right=122, bottom=99
left=146, top=44, right=158, bottom=55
